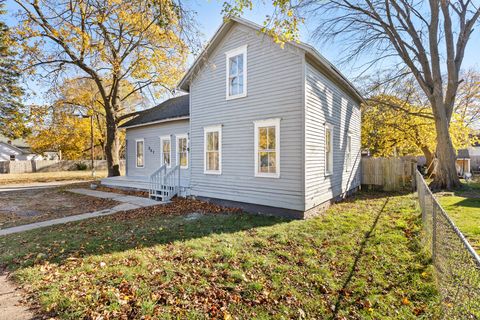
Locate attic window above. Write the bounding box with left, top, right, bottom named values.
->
left=226, top=45, right=247, bottom=100
left=10, top=155, right=15, bottom=161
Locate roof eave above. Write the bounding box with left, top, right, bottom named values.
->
left=120, top=116, right=190, bottom=129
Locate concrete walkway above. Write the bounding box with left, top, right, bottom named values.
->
left=0, top=189, right=160, bottom=236
left=0, top=274, right=34, bottom=320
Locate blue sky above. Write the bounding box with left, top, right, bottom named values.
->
left=4, top=0, right=480, bottom=105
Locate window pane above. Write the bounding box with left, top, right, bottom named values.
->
left=229, top=56, right=238, bottom=75
left=259, top=128, right=267, bottom=150
left=238, top=75, right=243, bottom=94
left=180, top=153, right=187, bottom=166
left=326, top=131, right=330, bottom=152
left=259, top=152, right=269, bottom=172
left=268, top=152, right=276, bottom=173
left=137, top=141, right=143, bottom=167
left=164, top=153, right=170, bottom=166
left=212, top=132, right=218, bottom=150
left=267, top=127, right=275, bottom=149
left=237, top=54, right=243, bottom=74
left=207, top=151, right=219, bottom=171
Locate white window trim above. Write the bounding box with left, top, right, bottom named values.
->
left=203, top=125, right=222, bottom=175
left=135, top=139, right=144, bottom=168
left=160, top=135, right=171, bottom=168
left=254, top=118, right=280, bottom=178
left=325, top=124, right=334, bottom=176
left=176, top=133, right=189, bottom=169
left=345, top=133, right=352, bottom=172
left=225, top=45, right=248, bottom=100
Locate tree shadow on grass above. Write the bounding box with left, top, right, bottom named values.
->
left=332, top=196, right=390, bottom=318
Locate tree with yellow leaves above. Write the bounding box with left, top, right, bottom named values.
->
left=28, top=104, right=103, bottom=160
left=14, top=0, right=195, bottom=176
left=362, top=95, right=474, bottom=173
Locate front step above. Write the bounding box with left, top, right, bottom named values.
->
left=149, top=185, right=176, bottom=202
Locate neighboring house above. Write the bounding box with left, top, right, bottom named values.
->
left=468, top=144, right=480, bottom=173
left=102, top=17, right=363, bottom=218
left=0, top=135, right=59, bottom=161
left=456, top=149, right=471, bottom=176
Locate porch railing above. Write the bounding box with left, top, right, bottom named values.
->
left=149, top=164, right=180, bottom=202
left=149, top=164, right=166, bottom=200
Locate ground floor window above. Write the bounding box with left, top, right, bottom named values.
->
left=325, top=124, right=333, bottom=175
left=346, top=133, right=352, bottom=171
left=161, top=136, right=171, bottom=168
left=176, top=134, right=188, bottom=169
left=254, top=118, right=280, bottom=178
left=136, top=139, right=144, bottom=168
left=204, top=125, right=222, bottom=174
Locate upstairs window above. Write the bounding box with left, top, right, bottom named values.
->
left=325, top=124, right=333, bottom=175
left=254, top=118, right=280, bottom=178
left=176, top=134, right=188, bottom=169
left=9, top=154, right=15, bottom=161
left=160, top=136, right=171, bottom=168
left=226, top=45, right=247, bottom=99
left=346, top=134, right=352, bottom=171
left=136, top=139, right=144, bottom=168
left=204, top=125, right=222, bottom=174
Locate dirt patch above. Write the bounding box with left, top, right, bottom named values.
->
left=0, top=188, right=119, bottom=229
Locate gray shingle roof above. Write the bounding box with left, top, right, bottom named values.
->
left=120, top=94, right=189, bottom=128
left=457, top=149, right=470, bottom=159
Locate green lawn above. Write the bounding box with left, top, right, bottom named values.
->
left=0, top=193, right=439, bottom=319
left=438, top=177, right=480, bottom=251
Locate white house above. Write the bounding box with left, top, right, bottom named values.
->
left=102, top=17, right=363, bottom=218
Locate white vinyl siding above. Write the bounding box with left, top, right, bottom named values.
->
left=254, top=118, right=280, bottom=178
left=135, top=139, right=144, bottom=168
left=125, top=119, right=190, bottom=188
left=160, top=136, right=171, bottom=168
left=204, top=125, right=222, bottom=174
left=226, top=45, right=247, bottom=100
left=325, top=124, right=333, bottom=176
left=305, top=61, right=361, bottom=210
left=190, top=23, right=304, bottom=211
left=176, top=134, right=189, bottom=169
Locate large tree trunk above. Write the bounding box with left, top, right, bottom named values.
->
left=430, top=112, right=461, bottom=190
left=105, top=109, right=121, bottom=177
left=420, top=146, right=435, bottom=175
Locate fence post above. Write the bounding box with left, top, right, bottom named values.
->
left=432, top=203, right=437, bottom=264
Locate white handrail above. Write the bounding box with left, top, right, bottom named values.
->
left=149, top=164, right=180, bottom=202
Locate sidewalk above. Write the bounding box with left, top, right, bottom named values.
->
left=0, top=180, right=84, bottom=192
left=0, top=189, right=159, bottom=236
left=0, top=274, right=34, bottom=320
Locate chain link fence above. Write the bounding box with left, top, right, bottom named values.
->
left=416, top=170, right=480, bottom=318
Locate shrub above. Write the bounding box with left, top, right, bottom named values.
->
left=75, top=162, right=88, bottom=171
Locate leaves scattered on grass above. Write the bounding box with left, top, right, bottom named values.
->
left=3, top=193, right=440, bottom=319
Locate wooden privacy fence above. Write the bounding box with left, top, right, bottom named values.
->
left=361, top=157, right=417, bottom=191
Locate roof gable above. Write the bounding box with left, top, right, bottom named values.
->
left=178, top=16, right=363, bottom=103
